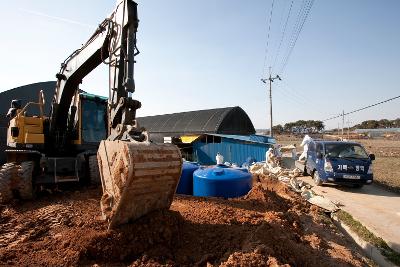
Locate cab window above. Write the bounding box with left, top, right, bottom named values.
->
left=81, top=99, right=107, bottom=143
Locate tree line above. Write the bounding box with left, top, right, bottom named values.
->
left=353, top=118, right=400, bottom=129
left=273, top=120, right=325, bottom=134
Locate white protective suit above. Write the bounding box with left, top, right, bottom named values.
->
left=265, top=148, right=276, bottom=169
left=298, top=135, right=313, bottom=161
left=216, top=152, right=224, bottom=165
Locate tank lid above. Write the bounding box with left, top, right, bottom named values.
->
left=194, top=166, right=251, bottom=180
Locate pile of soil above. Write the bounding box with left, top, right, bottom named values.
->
left=0, top=179, right=369, bottom=266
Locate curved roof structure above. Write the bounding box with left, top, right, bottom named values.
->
left=0, top=81, right=56, bottom=116
left=137, top=106, right=256, bottom=138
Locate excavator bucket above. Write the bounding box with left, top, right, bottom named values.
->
left=97, top=140, right=182, bottom=229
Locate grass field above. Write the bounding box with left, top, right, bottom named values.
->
left=372, top=157, right=400, bottom=193
left=276, top=135, right=400, bottom=193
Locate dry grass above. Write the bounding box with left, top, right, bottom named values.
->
left=358, top=139, right=400, bottom=157
left=372, top=157, right=400, bottom=193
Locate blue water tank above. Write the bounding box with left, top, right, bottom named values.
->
left=215, top=164, right=249, bottom=173
left=193, top=167, right=252, bottom=198
left=176, top=161, right=199, bottom=195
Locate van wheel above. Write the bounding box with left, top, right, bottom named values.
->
left=313, top=171, right=323, bottom=186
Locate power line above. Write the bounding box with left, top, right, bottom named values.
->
left=280, top=0, right=314, bottom=73
left=280, top=80, right=310, bottom=104
left=274, top=84, right=308, bottom=107
left=323, top=95, right=400, bottom=122
left=272, top=0, right=294, bottom=71
left=279, top=0, right=314, bottom=74
left=277, top=0, right=307, bottom=71
left=261, top=0, right=276, bottom=76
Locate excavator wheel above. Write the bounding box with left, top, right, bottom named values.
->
left=0, top=163, right=18, bottom=203
left=97, top=140, right=182, bottom=229
left=18, top=161, right=35, bottom=200
left=88, top=155, right=101, bottom=185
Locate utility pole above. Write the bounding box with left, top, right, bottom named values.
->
left=261, top=69, right=281, bottom=137
left=341, top=110, right=345, bottom=140
left=346, top=119, right=352, bottom=140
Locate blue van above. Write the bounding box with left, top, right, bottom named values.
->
left=305, top=141, right=375, bottom=188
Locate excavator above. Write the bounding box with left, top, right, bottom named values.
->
left=0, top=0, right=182, bottom=229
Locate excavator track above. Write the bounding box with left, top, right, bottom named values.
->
left=97, top=140, right=182, bottom=229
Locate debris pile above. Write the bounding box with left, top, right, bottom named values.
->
left=249, top=162, right=302, bottom=182
left=249, top=161, right=339, bottom=213
left=0, top=179, right=367, bottom=266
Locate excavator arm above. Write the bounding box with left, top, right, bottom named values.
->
left=50, top=0, right=182, bottom=229
left=50, top=0, right=143, bottom=149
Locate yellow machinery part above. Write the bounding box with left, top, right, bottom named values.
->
left=7, top=115, right=45, bottom=145
left=180, top=135, right=200, bottom=144
left=97, top=140, right=182, bottom=229
left=24, top=133, right=44, bottom=144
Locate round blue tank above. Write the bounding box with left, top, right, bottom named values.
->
left=232, top=167, right=249, bottom=173
left=176, top=161, right=199, bottom=195
left=193, top=167, right=252, bottom=198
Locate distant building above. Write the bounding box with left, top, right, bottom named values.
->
left=138, top=107, right=275, bottom=165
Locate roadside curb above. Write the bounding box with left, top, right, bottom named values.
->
left=331, top=213, right=397, bottom=267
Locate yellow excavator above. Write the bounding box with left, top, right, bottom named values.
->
left=0, top=0, right=182, bottom=229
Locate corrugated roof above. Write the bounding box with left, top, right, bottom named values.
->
left=137, top=106, right=255, bottom=136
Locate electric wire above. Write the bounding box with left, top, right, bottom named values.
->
left=323, top=95, right=400, bottom=122
left=280, top=80, right=310, bottom=103
left=279, top=0, right=314, bottom=74
left=261, top=0, right=276, bottom=77
left=274, top=83, right=308, bottom=107
left=280, top=0, right=313, bottom=73
left=277, top=0, right=307, bottom=73
left=272, top=0, right=294, bottom=71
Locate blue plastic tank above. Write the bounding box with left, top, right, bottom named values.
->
left=215, top=164, right=248, bottom=173
left=176, top=161, right=199, bottom=195
left=193, top=167, right=252, bottom=198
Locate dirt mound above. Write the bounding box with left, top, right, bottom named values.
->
left=0, top=180, right=368, bottom=266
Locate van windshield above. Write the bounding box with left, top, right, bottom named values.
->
left=325, top=143, right=369, bottom=159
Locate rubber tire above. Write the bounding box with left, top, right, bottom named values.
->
left=313, top=170, right=323, bottom=186
left=89, top=155, right=101, bottom=185
left=0, top=163, right=17, bottom=203
left=18, top=161, right=35, bottom=200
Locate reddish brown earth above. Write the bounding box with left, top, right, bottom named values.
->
left=0, top=180, right=369, bottom=266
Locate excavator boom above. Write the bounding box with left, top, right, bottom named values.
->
left=49, top=0, right=182, bottom=228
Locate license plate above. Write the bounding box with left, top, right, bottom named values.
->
left=343, top=174, right=361, bottom=179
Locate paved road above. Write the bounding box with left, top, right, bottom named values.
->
left=299, top=176, right=400, bottom=253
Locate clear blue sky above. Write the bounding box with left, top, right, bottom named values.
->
left=0, top=0, right=399, bottom=129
